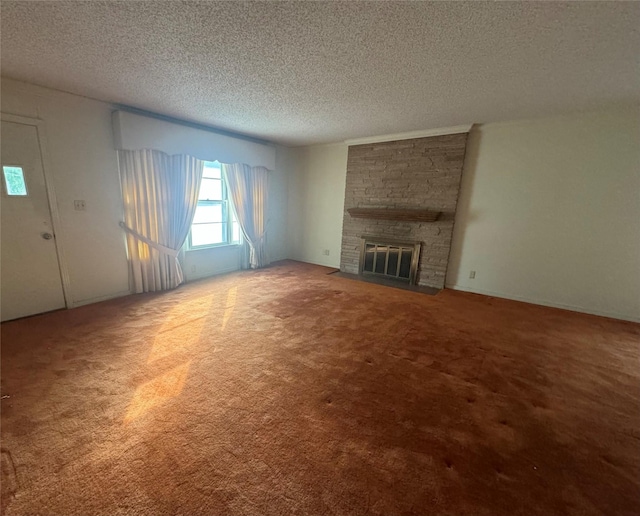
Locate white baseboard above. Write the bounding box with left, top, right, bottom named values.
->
left=71, top=289, right=132, bottom=308
left=445, top=283, right=640, bottom=323
left=290, top=255, right=340, bottom=269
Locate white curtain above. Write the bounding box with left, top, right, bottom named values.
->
left=119, top=150, right=203, bottom=293
left=222, top=163, right=270, bottom=269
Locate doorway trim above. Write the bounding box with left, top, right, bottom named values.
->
left=1, top=112, right=73, bottom=308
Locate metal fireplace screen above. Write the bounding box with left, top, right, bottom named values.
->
left=359, top=236, right=421, bottom=284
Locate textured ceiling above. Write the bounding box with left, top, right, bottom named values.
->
left=1, top=1, right=639, bottom=146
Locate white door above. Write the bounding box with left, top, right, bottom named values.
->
left=1, top=118, right=66, bottom=321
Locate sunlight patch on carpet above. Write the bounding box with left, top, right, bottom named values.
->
left=146, top=295, right=215, bottom=363
left=124, top=361, right=191, bottom=423
left=125, top=294, right=220, bottom=422
left=221, top=286, right=237, bottom=332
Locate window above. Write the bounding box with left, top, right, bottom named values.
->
left=189, top=161, right=241, bottom=248
left=2, top=166, right=28, bottom=196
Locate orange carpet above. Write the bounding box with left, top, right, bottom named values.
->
left=1, top=260, right=639, bottom=515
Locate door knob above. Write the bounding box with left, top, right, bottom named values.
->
left=42, top=232, right=53, bottom=240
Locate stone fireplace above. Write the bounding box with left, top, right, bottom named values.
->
left=340, top=132, right=469, bottom=289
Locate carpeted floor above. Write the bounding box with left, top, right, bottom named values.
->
left=1, top=260, right=639, bottom=516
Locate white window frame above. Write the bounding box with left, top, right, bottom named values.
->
left=187, top=162, right=241, bottom=250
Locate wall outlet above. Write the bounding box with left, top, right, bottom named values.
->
left=73, top=200, right=86, bottom=211
left=469, top=270, right=476, bottom=279
left=322, top=249, right=330, bottom=256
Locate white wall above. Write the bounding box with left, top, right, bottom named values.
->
left=270, top=145, right=294, bottom=263
left=4, top=77, right=637, bottom=320
left=287, top=144, right=347, bottom=267
left=1, top=78, right=292, bottom=304
left=182, top=245, right=243, bottom=282
left=1, top=78, right=130, bottom=306
left=447, top=107, right=640, bottom=322
left=288, top=107, right=639, bottom=321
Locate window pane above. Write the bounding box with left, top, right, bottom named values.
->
left=198, top=178, right=222, bottom=200
left=193, top=203, right=223, bottom=224
left=202, top=162, right=221, bottom=179
left=2, top=166, right=28, bottom=196
left=232, top=221, right=241, bottom=243
left=191, top=223, right=226, bottom=246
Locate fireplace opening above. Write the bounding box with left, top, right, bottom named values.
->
left=359, top=236, right=421, bottom=285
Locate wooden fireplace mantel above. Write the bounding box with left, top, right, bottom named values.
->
left=347, top=208, right=441, bottom=222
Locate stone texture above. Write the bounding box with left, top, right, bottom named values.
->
left=340, top=133, right=468, bottom=289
